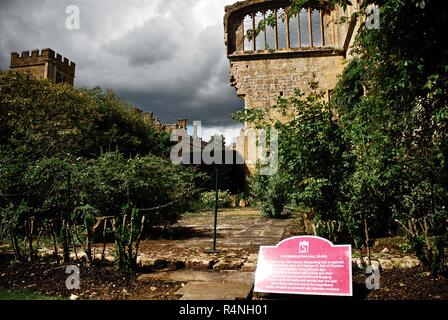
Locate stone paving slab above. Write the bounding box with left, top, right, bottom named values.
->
left=220, top=271, right=255, bottom=284
left=138, top=270, right=255, bottom=285
left=130, top=209, right=291, bottom=272
left=138, top=271, right=227, bottom=283
left=86, top=209, right=289, bottom=299
left=177, top=281, right=254, bottom=300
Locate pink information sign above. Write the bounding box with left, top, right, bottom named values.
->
left=254, top=236, right=352, bottom=296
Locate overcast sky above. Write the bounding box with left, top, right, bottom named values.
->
left=0, top=0, right=244, bottom=142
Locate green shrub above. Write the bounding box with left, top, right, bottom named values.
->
left=250, top=171, right=290, bottom=218
left=197, top=190, right=233, bottom=210
left=0, top=72, right=201, bottom=268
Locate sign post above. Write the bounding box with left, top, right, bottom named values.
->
left=254, top=236, right=352, bottom=296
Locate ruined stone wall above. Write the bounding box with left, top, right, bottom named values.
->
left=131, top=107, right=187, bottom=133
left=225, top=1, right=360, bottom=109
left=230, top=53, right=346, bottom=110
left=225, top=0, right=361, bottom=174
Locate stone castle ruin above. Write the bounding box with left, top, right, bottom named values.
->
left=10, top=48, right=76, bottom=86
left=224, top=0, right=363, bottom=172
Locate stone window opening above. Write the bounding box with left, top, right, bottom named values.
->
left=265, top=9, right=275, bottom=50
left=277, top=8, right=287, bottom=49
left=242, top=6, right=325, bottom=52
left=243, top=14, right=254, bottom=51
left=255, top=11, right=265, bottom=50
left=55, top=71, right=65, bottom=84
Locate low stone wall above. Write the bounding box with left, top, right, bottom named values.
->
left=353, top=252, right=421, bottom=270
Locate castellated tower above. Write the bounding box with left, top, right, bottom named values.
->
left=10, top=48, right=76, bottom=86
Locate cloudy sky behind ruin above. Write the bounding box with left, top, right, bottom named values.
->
left=0, top=0, right=244, bottom=142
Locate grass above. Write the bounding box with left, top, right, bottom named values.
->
left=0, top=289, right=63, bottom=300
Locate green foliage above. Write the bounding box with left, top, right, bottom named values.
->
left=236, top=86, right=348, bottom=221
left=332, top=0, right=448, bottom=273
left=0, top=72, right=170, bottom=160
left=239, top=0, right=448, bottom=275
left=71, top=205, right=99, bottom=262
left=250, top=171, right=290, bottom=218
left=0, top=289, right=63, bottom=301
left=196, top=190, right=233, bottom=210
left=0, top=72, right=200, bottom=269
left=113, top=206, right=145, bottom=271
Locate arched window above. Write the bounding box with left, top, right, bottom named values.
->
left=277, top=8, right=287, bottom=49
left=240, top=6, right=325, bottom=52
left=265, top=9, right=275, bottom=50
left=243, top=14, right=254, bottom=51
left=311, top=9, right=323, bottom=46
left=299, top=8, right=310, bottom=47
left=254, top=11, right=265, bottom=50
left=289, top=14, right=299, bottom=48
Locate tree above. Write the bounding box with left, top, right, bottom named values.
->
left=0, top=72, right=171, bottom=161
left=331, top=0, right=448, bottom=273
left=240, top=0, right=448, bottom=273
left=0, top=72, right=201, bottom=269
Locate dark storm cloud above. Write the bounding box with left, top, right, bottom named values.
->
left=0, top=0, right=243, bottom=132
left=105, top=16, right=182, bottom=66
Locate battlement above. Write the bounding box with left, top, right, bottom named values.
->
left=11, top=48, right=76, bottom=75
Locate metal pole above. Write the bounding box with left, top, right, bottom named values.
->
left=212, top=168, right=219, bottom=252
left=68, top=171, right=71, bottom=222
left=63, top=170, right=71, bottom=263
left=68, top=170, right=72, bottom=248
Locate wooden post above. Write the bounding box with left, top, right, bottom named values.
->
left=286, top=14, right=290, bottom=49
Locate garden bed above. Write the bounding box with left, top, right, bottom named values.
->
left=1, top=254, right=447, bottom=300
left=0, top=255, right=182, bottom=300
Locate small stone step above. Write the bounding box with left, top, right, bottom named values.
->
left=177, top=281, right=253, bottom=300
left=137, top=270, right=227, bottom=283
left=213, top=259, right=244, bottom=271
left=185, top=259, right=215, bottom=270
left=241, top=263, right=256, bottom=272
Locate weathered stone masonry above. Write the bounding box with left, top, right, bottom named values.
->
left=10, top=48, right=76, bottom=86
left=225, top=0, right=361, bottom=110
left=225, top=0, right=362, bottom=172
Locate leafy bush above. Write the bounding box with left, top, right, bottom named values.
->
left=0, top=71, right=170, bottom=160
left=197, top=190, right=233, bottom=210
left=0, top=73, right=200, bottom=269
left=250, top=171, right=290, bottom=218
left=235, top=87, right=348, bottom=222
left=234, top=0, right=448, bottom=275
